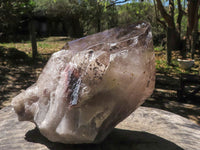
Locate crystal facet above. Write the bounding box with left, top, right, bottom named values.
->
left=12, top=22, right=155, bottom=144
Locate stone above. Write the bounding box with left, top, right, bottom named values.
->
left=11, top=22, right=155, bottom=144
left=1, top=106, right=200, bottom=150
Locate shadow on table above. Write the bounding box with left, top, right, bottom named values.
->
left=25, top=127, right=183, bottom=150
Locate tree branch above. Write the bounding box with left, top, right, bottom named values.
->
left=106, top=0, right=130, bottom=8
left=153, top=0, right=158, bottom=19
left=157, top=18, right=167, bottom=29
left=176, top=0, right=183, bottom=33
left=182, top=10, right=187, bottom=16
left=155, top=0, right=174, bottom=28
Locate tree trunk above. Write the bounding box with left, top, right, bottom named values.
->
left=156, top=0, right=181, bottom=65
left=191, top=19, right=199, bottom=59
left=62, top=21, right=67, bottom=36
left=96, top=2, right=102, bottom=32
left=187, top=0, right=200, bottom=58
left=97, top=17, right=101, bottom=32
left=167, top=27, right=180, bottom=64
left=30, top=19, right=37, bottom=59
left=176, top=0, right=183, bottom=35
left=71, top=17, right=83, bottom=38
left=155, top=0, right=174, bottom=28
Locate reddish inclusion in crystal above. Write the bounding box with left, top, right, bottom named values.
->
left=64, top=65, right=81, bottom=107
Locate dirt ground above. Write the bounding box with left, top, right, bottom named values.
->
left=0, top=48, right=200, bottom=126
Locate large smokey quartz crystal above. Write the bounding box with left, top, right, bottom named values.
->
left=12, top=22, right=155, bottom=144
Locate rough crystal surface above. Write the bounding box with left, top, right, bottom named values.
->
left=12, top=22, right=155, bottom=144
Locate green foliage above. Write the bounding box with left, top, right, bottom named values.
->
left=118, top=2, right=154, bottom=24
left=0, top=0, right=35, bottom=41
left=154, top=46, right=163, bottom=51
left=117, top=2, right=165, bottom=44
left=0, top=0, right=34, bottom=24
left=0, top=0, right=166, bottom=42
left=156, top=57, right=183, bottom=75
left=34, top=0, right=80, bottom=17
left=79, top=0, right=119, bottom=34
left=0, top=0, right=196, bottom=48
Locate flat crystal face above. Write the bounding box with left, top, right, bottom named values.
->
left=12, top=22, right=155, bottom=144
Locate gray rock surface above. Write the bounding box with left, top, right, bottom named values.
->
left=0, top=106, right=200, bottom=150
left=11, top=22, right=155, bottom=143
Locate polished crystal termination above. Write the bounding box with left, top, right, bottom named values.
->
left=12, top=22, right=155, bottom=144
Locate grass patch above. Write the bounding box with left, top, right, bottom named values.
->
left=0, top=36, right=68, bottom=57
left=0, top=39, right=199, bottom=76
left=154, top=46, right=163, bottom=52
left=154, top=46, right=200, bottom=76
